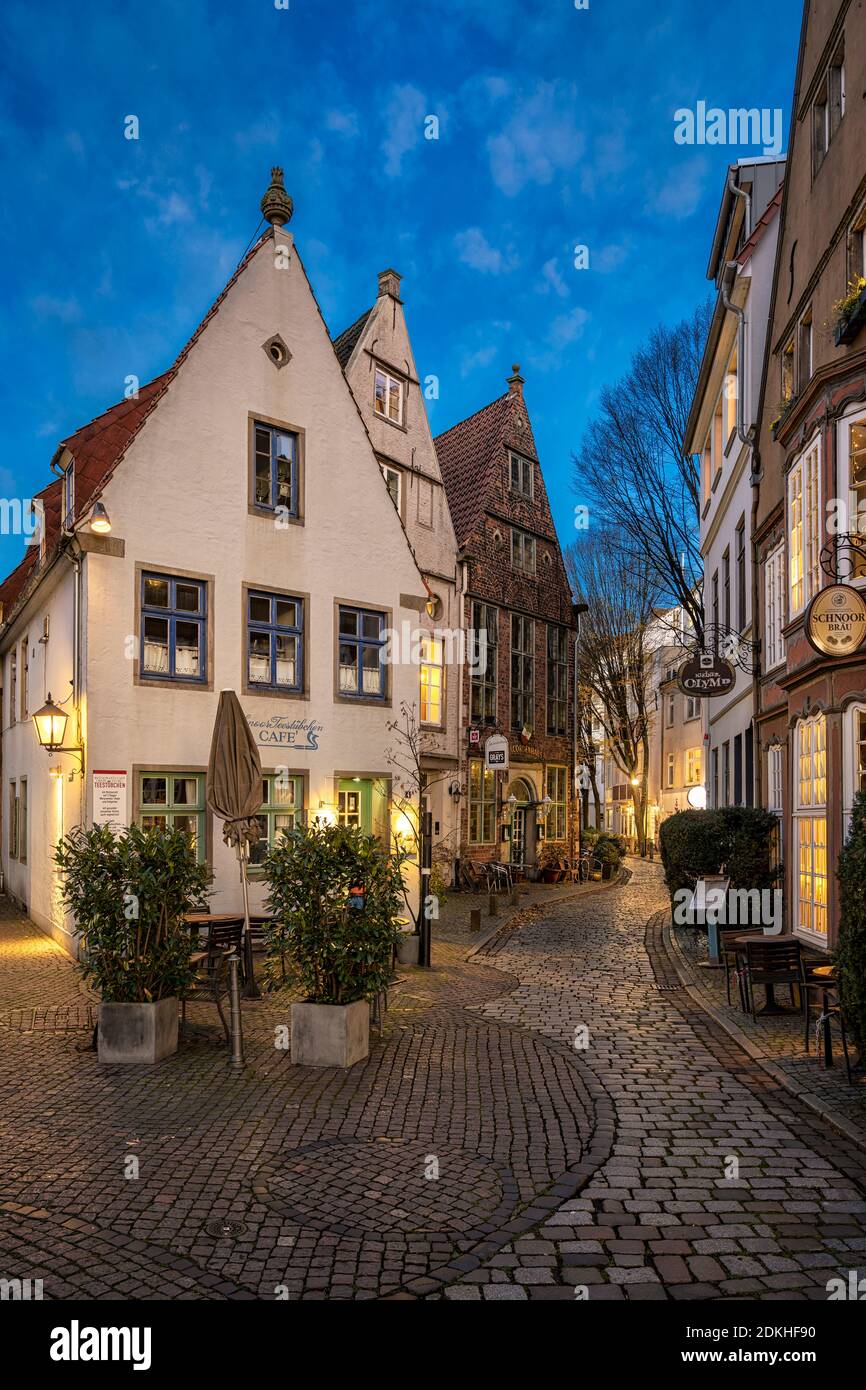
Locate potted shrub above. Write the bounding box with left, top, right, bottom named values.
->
left=263, top=822, right=407, bottom=1067
left=594, top=833, right=624, bottom=880
left=539, top=843, right=564, bottom=883
left=54, top=824, right=210, bottom=1064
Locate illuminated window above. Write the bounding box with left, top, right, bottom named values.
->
left=787, top=440, right=821, bottom=615
left=468, top=761, right=496, bottom=844
left=764, top=541, right=786, bottom=669
left=666, top=753, right=675, bottom=788
left=545, top=765, right=568, bottom=840
left=724, top=351, right=738, bottom=443
left=794, top=714, right=827, bottom=938
left=685, top=748, right=702, bottom=785
left=420, top=634, right=444, bottom=726
left=842, top=409, right=866, bottom=578
left=767, top=744, right=783, bottom=815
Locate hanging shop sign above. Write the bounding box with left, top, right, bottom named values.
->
left=677, top=652, right=736, bottom=697
left=484, top=733, right=509, bottom=771
left=92, top=770, right=127, bottom=832
left=805, top=583, right=866, bottom=657
left=246, top=715, right=323, bottom=750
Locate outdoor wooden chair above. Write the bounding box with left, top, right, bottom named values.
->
left=800, top=960, right=853, bottom=1082
left=459, top=861, right=488, bottom=894
left=181, top=927, right=242, bottom=1044
left=741, top=939, right=801, bottom=1019
left=718, top=927, right=748, bottom=1010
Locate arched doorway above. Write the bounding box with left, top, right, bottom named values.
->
left=506, top=777, right=537, bottom=870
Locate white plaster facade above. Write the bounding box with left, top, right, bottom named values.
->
left=1, top=216, right=428, bottom=952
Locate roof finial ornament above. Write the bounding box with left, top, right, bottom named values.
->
left=260, top=167, right=294, bottom=227
left=507, top=362, right=525, bottom=397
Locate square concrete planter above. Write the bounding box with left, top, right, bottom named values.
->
left=396, top=934, right=419, bottom=966
left=291, top=999, right=369, bottom=1068
left=98, top=998, right=179, bottom=1064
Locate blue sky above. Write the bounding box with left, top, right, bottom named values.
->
left=0, top=0, right=803, bottom=577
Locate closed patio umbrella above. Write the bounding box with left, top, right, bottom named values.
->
left=206, top=690, right=263, bottom=999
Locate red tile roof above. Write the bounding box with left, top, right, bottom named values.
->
left=435, top=391, right=538, bottom=547
left=737, top=183, right=784, bottom=267
left=0, top=479, right=63, bottom=622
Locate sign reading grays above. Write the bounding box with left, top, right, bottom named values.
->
left=677, top=652, right=735, bottom=698
left=484, top=734, right=509, bottom=771
left=806, top=583, right=866, bottom=656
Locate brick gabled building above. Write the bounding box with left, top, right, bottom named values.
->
left=435, top=367, right=576, bottom=873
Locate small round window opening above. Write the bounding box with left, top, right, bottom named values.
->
left=262, top=334, right=292, bottom=370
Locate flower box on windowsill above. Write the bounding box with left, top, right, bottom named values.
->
left=835, top=286, right=866, bottom=346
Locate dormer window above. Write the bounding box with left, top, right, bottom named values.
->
left=510, top=452, right=534, bottom=499
left=252, top=420, right=300, bottom=518
left=374, top=367, right=404, bottom=426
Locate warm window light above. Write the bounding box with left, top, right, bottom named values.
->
left=32, top=693, right=69, bottom=751
left=89, top=502, right=111, bottom=534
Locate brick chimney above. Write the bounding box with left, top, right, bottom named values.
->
left=377, top=268, right=402, bottom=300
left=507, top=363, right=525, bottom=398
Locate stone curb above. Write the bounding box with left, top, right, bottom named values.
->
left=661, top=918, right=866, bottom=1158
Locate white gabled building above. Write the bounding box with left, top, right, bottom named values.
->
left=0, top=170, right=428, bottom=952
left=685, top=157, right=785, bottom=811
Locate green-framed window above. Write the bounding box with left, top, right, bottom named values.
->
left=545, top=765, right=567, bottom=841
left=468, top=760, right=496, bottom=844
left=139, top=772, right=206, bottom=862
left=249, top=774, right=304, bottom=867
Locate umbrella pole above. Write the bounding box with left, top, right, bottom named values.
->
left=238, top=842, right=261, bottom=1000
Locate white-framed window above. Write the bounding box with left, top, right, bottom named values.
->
left=374, top=366, right=404, bottom=425
left=381, top=463, right=401, bottom=511
left=794, top=713, right=827, bottom=940
left=139, top=772, right=207, bottom=864
left=666, top=752, right=675, bottom=788
left=63, top=462, right=75, bottom=531
left=685, top=748, right=702, bottom=785
left=666, top=692, right=675, bottom=727
left=419, top=634, right=444, bottom=726
left=764, top=540, right=786, bottom=669
left=767, top=744, right=783, bottom=813
left=787, top=439, right=821, bottom=616
left=510, top=452, right=534, bottom=499
left=511, top=528, right=536, bottom=574
left=842, top=702, right=866, bottom=838
left=724, top=349, right=738, bottom=445
left=685, top=695, right=700, bottom=722
left=837, top=404, right=866, bottom=579
left=249, top=773, right=304, bottom=868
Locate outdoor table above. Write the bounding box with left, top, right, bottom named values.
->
left=807, top=963, right=838, bottom=1069
left=184, top=911, right=246, bottom=944
left=733, top=934, right=801, bottom=1016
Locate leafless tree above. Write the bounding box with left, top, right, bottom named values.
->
left=567, top=532, right=655, bottom=853
left=573, top=300, right=711, bottom=643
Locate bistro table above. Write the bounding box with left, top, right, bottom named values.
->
left=805, top=963, right=839, bottom=1069
left=732, top=934, right=801, bottom=1016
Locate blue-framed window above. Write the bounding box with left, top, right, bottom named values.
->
left=141, top=573, right=207, bottom=683
left=253, top=421, right=298, bottom=514
left=338, top=606, right=386, bottom=699
left=247, top=591, right=303, bottom=692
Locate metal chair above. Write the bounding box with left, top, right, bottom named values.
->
left=800, top=962, right=853, bottom=1082
left=181, top=931, right=241, bottom=1044
left=718, top=927, right=748, bottom=1009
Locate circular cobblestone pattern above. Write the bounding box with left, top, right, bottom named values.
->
left=253, top=1138, right=509, bottom=1239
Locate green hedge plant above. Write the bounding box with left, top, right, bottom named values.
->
left=659, top=806, right=778, bottom=908
left=263, top=822, right=408, bottom=1003
left=54, top=824, right=210, bottom=1002
left=836, top=788, right=866, bottom=1061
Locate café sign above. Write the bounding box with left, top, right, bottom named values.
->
left=805, top=583, right=866, bottom=657
left=246, top=715, right=323, bottom=750
left=677, top=652, right=736, bottom=698
left=484, top=734, right=509, bottom=771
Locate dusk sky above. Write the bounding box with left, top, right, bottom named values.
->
left=0, top=0, right=803, bottom=576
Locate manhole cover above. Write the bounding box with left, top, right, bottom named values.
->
left=203, top=1218, right=248, bottom=1239
left=253, top=1139, right=508, bottom=1238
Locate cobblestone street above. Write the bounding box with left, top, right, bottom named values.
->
left=1, top=863, right=865, bottom=1301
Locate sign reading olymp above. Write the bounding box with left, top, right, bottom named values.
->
left=677, top=652, right=736, bottom=698
left=805, top=583, right=866, bottom=656
left=484, top=734, right=509, bottom=771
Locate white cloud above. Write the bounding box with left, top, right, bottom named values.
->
left=326, top=109, right=359, bottom=137
left=487, top=82, right=585, bottom=197
left=31, top=295, right=82, bottom=324
left=539, top=257, right=568, bottom=297
left=454, top=227, right=519, bottom=275
left=593, top=243, right=629, bottom=274
left=381, top=84, right=428, bottom=178
left=645, top=156, right=708, bottom=220
left=459, top=343, right=498, bottom=378
left=548, top=306, right=589, bottom=349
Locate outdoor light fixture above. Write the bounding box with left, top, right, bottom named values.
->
left=32, top=692, right=84, bottom=773
left=536, top=794, right=553, bottom=821
left=448, top=781, right=463, bottom=802
left=89, top=502, right=111, bottom=534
